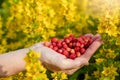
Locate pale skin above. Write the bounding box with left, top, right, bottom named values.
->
left=0, top=34, right=102, bottom=77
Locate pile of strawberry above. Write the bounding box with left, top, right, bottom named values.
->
left=44, top=34, right=93, bottom=59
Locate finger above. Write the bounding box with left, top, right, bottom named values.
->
left=32, top=42, right=45, bottom=48
left=42, top=54, right=88, bottom=71
left=80, top=34, right=103, bottom=61
left=92, top=34, right=101, bottom=41
left=55, top=56, right=89, bottom=70
left=61, top=67, right=79, bottom=75
left=84, top=33, right=94, bottom=40
left=40, top=47, right=66, bottom=62
left=84, top=33, right=94, bottom=38
left=61, top=61, right=87, bottom=75
left=42, top=62, right=62, bottom=72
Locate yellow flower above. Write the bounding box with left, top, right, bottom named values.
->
left=1, top=39, right=7, bottom=45
left=28, top=51, right=40, bottom=58
left=92, top=70, right=101, bottom=78
left=116, top=37, right=120, bottom=45
left=105, top=49, right=117, bottom=59
left=0, top=45, right=7, bottom=54
left=6, top=30, right=17, bottom=39
left=51, top=72, right=57, bottom=79
left=101, top=65, right=118, bottom=79
left=7, top=42, right=22, bottom=50
left=24, top=50, right=48, bottom=80
left=97, top=23, right=118, bottom=37
left=0, top=77, right=13, bottom=80
left=35, top=74, right=48, bottom=80
left=51, top=72, right=68, bottom=80
left=60, top=73, right=68, bottom=80
left=84, top=72, right=90, bottom=80
left=95, top=58, right=104, bottom=64
left=0, top=17, right=2, bottom=29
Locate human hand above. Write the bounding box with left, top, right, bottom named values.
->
left=31, top=34, right=102, bottom=75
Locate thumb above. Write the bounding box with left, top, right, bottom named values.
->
left=80, top=34, right=103, bottom=61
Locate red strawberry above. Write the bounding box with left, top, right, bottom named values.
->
left=68, top=42, right=73, bottom=48
left=75, top=42, right=81, bottom=47
left=79, top=43, right=84, bottom=48
left=68, top=37, right=73, bottom=42
left=75, top=47, right=80, bottom=52
left=57, top=49, right=63, bottom=54
left=52, top=42, right=56, bottom=46
left=63, top=44, right=68, bottom=49
left=62, top=50, right=69, bottom=58
left=76, top=52, right=81, bottom=57
left=66, top=47, right=71, bottom=52
left=43, top=42, right=49, bottom=47
left=77, top=37, right=84, bottom=43
left=48, top=34, right=93, bottom=59
left=88, top=38, right=93, bottom=44
left=49, top=44, right=53, bottom=49
left=51, top=38, right=58, bottom=43
left=64, top=38, right=70, bottom=44
left=57, top=41, right=62, bottom=48
left=62, top=41, right=66, bottom=45
left=70, top=49, right=75, bottom=54
left=80, top=48, right=85, bottom=54
left=53, top=46, right=58, bottom=51
left=69, top=54, right=76, bottom=59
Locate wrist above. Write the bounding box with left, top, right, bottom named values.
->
left=29, top=42, right=44, bottom=53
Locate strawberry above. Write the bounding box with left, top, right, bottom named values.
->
left=57, top=49, right=63, bottom=54
left=49, top=44, right=53, bottom=49
left=80, top=48, right=85, bottom=54
left=51, top=38, right=58, bottom=43
left=69, top=54, right=76, bottom=59
left=47, top=34, right=93, bottom=59
left=70, top=49, right=75, bottom=54
left=76, top=52, right=81, bottom=57
left=43, top=42, right=50, bottom=47
left=53, top=46, right=58, bottom=51
left=62, top=50, right=69, bottom=58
